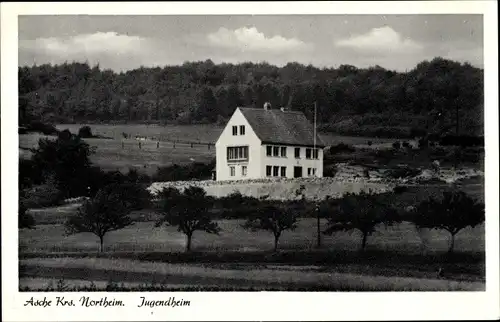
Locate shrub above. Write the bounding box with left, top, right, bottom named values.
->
left=439, top=135, right=484, bottom=147
left=418, top=137, right=429, bottom=149
left=402, top=141, right=410, bottom=149
left=18, top=203, right=35, bottom=229
left=58, top=129, right=73, bottom=140
left=386, top=166, right=421, bottom=179
left=327, top=143, right=355, bottom=155
left=31, top=134, right=93, bottom=198
left=216, top=191, right=259, bottom=209
left=78, top=126, right=93, bottom=138
left=19, top=158, right=43, bottom=189
left=393, top=185, right=408, bottom=194
left=323, top=165, right=338, bottom=178
left=410, top=127, right=427, bottom=138
left=153, top=159, right=215, bottom=182
left=392, top=141, right=401, bottom=150
left=20, top=180, right=64, bottom=208
left=26, top=121, right=59, bottom=135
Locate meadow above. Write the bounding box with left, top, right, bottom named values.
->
left=19, top=212, right=485, bottom=291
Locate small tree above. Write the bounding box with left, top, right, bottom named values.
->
left=65, top=186, right=134, bottom=252
left=323, top=191, right=400, bottom=251
left=19, top=203, right=35, bottom=229
left=78, top=126, right=93, bottom=138
left=32, top=134, right=94, bottom=198
left=155, top=186, right=220, bottom=252
left=242, top=204, right=299, bottom=252
left=413, top=190, right=484, bottom=253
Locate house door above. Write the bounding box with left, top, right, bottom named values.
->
left=294, top=166, right=303, bottom=178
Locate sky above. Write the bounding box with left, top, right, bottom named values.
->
left=18, top=15, right=483, bottom=72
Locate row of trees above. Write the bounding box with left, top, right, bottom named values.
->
left=51, top=186, right=483, bottom=254
left=19, top=58, right=483, bottom=136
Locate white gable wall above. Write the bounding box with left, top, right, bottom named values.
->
left=215, top=108, right=262, bottom=181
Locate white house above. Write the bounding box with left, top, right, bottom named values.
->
left=215, top=104, right=325, bottom=181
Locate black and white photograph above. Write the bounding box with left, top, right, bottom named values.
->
left=2, top=1, right=499, bottom=321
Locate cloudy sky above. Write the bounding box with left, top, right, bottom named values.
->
left=18, top=15, right=483, bottom=72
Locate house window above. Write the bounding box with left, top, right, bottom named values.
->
left=230, top=166, right=235, bottom=176
left=242, top=166, right=247, bottom=177
left=227, top=146, right=249, bottom=161
left=307, top=168, right=311, bottom=176
left=240, top=125, right=245, bottom=135
left=313, top=149, right=319, bottom=159
left=312, top=168, right=316, bottom=176
left=273, top=146, right=279, bottom=157
left=273, top=166, right=279, bottom=176
left=280, top=166, right=286, bottom=177
left=306, top=148, right=312, bottom=159
left=295, top=147, right=301, bottom=159
left=232, top=126, right=238, bottom=135
left=266, top=146, right=272, bottom=156
left=280, top=147, right=287, bottom=157
left=266, top=165, right=272, bottom=177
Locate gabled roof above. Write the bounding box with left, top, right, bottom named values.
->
left=238, top=107, right=325, bottom=148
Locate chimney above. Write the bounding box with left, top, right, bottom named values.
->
left=263, top=102, right=272, bottom=110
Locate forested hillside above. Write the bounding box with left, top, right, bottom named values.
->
left=18, top=57, right=484, bottom=137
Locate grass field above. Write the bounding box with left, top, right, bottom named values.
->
left=19, top=217, right=485, bottom=291
left=19, top=219, right=485, bottom=255
left=19, top=133, right=216, bottom=174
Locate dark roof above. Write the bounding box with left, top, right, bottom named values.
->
left=239, top=107, right=325, bottom=148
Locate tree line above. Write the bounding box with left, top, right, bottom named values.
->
left=19, top=57, right=483, bottom=137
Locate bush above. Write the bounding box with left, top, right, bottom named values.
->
left=78, top=126, right=93, bottom=138
left=393, top=185, right=408, bottom=194
left=323, top=165, right=338, bottom=178
left=418, top=137, right=429, bottom=149
left=327, top=143, right=355, bottom=154
left=413, top=190, right=484, bottom=253
left=402, top=141, right=410, bottom=149
left=18, top=203, right=35, bottom=229
left=392, top=141, right=401, bottom=150
left=25, top=121, right=59, bottom=135
left=386, top=166, right=421, bottom=179
left=19, top=158, right=43, bottom=189
left=153, top=159, right=215, bottom=182
left=58, top=129, right=73, bottom=140
left=439, top=135, right=484, bottom=147
left=20, top=180, right=64, bottom=208
left=410, top=127, right=427, bottom=138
